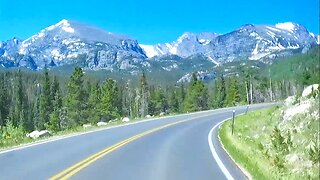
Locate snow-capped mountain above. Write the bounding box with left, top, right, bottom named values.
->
left=141, top=32, right=218, bottom=58
left=0, top=19, right=146, bottom=70
left=142, top=22, right=317, bottom=62
left=0, top=20, right=318, bottom=72
left=0, top=37, right=22, bottom=56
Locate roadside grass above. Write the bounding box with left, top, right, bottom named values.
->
left=219, top=101, right=320, bottom=180
left=220, top=107, right=280, bottom=179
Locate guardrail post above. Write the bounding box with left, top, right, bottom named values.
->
left=232, top=110, right=235, bottom=135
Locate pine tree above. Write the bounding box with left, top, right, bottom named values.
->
left=38, top=68, right=52, bottom=129
left=301, top=68, right=312, bottom=87
left=47, top=76, right=63, bottom=132
left=242, top=66, right=257, bottom=104
left=184, top=73, right=209, bottom=112
left=184, top=74, right=198, bottom=112
left=177, top=84, right=186, bottom=112
left=33, top=97, right=41, bottom=129
left=212, top=75, right=226, bottom=108
left=134, top=88, right=140, bottom=118
left=148, top=86, right=156, bottom=115
left=50, top=76, right=61, bottom=106
left=226, top=77, right=240, bottom=106
left=101, top=79, right=119, bottom=121
left=114, top=83, right=123, bottom=118
left=48, top=110, right=60, bottom=132
left=25, top=103, right=35, bottom=132
left=122, top=81, right=134, bottom=118
left=149, top=87, right=168, bottom=115
left=12, top=70, right=28, bottom=129
left=65, top=67, right=86, bottom=128
left=168, top=88, right=179, bottom=113
left=87, top=82, right=101, bottom=124
left=139, top=72, right=149, bottom=118
left=197, top=82, right=209, bottom=111
left=0, top=74, right=10, bottom=126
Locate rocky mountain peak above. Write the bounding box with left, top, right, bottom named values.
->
left=1, top=19, right=147, bottom=70
left=142, top=22, right=317, bottom=61
left=0, top=20, right=318, bottom=72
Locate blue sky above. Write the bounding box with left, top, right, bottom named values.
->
left=0, top=0, right=318, bottom=44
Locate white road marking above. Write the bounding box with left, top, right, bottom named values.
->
left=208, top=112, right=245, bottom=180
left=208, top=119, right=235, bottom=180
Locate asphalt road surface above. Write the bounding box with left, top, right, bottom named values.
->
left=0, top=103, right=275, bottom=180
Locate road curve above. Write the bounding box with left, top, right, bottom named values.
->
left=0, top=103, right=275, bottom=180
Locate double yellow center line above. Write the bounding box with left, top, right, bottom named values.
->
left=50, top=117, right=198, bottom=180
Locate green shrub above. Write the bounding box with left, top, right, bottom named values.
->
left=0, top=120, right=26, bottom=147
left=271, top=127, right=293, bottom=155
left=274, top=154, right=286, bottom=171
left=308, top=140, right=320, bottom=164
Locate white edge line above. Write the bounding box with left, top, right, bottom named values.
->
left=217, top=122, right=252, bottom=180
left=208, top=119, right=235, bottom=180
left=0, top=106, right=238, bottom=155
left=208, top=112, right=245, bottom=180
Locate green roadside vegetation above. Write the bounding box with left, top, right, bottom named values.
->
left=219, top=93, right=319, bottom=179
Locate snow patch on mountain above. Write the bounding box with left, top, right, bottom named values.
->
left=169, top=45, right=178, bottom=55
left=275, top=22, right=296, bottom=32
left=249, top=52, right=270, bottom=60
left=198, top=39, right=210, bottom=45
left=19, top=42, right=30, bottom=54
left=162, top=63, right=178, bottom=71
left=177, top=33, right=190, bottom=43
left=47, top=19, right=74, bottom=33
left=208, top=56, right=220, bottom=65
left=309, top=32, right=315, bottom=38
left=51, top=49, right=65, bottom=60
left=140, top=44, right=159, bottom=58
left=59, top=20, right=75, bottom=33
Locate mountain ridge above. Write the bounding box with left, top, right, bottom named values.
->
left=142, top=22, right=318, bottom=61
left=0, top=19, right=318, bottom=72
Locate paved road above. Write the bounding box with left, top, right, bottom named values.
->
left=0, top=103, right=275, bottom=180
